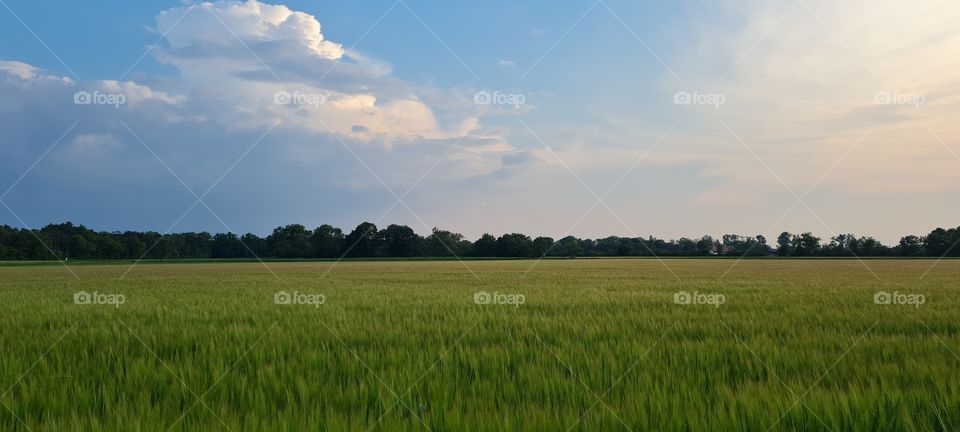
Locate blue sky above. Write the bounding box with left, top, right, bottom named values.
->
left=0, top=1, right=681, bottom=78
left=2, top=0, right=959, bottom=243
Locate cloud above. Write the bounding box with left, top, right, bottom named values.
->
left=149, top=0, right=491, bottom=144
left=0, top=61, right=73, bottom=84
left=68, top=133, right=123, bottom=153
left=96, top=80, right=186, bottom=107
left=157, top=0, right=344, bottom=60
left=664, top=0, right=960, bottom=198
left=0, top=1, right=537, bottom=236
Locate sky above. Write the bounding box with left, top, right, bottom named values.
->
left=1, top=0, right=959, bottom=244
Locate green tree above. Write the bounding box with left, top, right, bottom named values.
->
left=268, top=225, right=313, bottom=258
left=469, top=234, right=497, bottom=257
left=776, top=232, right=792, bottom=256
left=211, top=233, right=246, bottom=258
left=924, top=227, right=960, bottom=257
left=792, top=232, right=821, bottom=256
left=311, top=225, right=344, bottom=258
left=551, top=236, right=583, bottom=257
left=677, top=238, right=697, bottom=256
left=343, top=222, right=382, bottom=257
left=532, top=236, right=555, bottom=257
left=120, top=234, right=147, bottom=259
left=425, top=228, right=469, bottom=257
left=240, top=233, right=269, bottom=258
left=897, top=235, right=924, bottom=256
left=381, top=224, right=421, bottom=257
left=495, top=233, right=534, bottom=257
left=94, top=235, right=126, bottom=259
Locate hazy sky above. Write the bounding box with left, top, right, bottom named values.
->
left=1, top=0, right=958, bottom=243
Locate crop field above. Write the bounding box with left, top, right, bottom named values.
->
left=0, top=259, right=958, bottom=431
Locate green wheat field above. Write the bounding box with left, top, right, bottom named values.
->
left=0, top=259, right=957, bottom=431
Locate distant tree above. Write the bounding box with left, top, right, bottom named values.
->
left=897, top=235, right=924, bottom=256
left=496, top=233, right=534, bottom=257
left=851, top=236, right=888, bottom=256
left=722, top=234, right=769, bottom=256
left=120, top=233, right=147, bottom=259
left=0, top=245, right=16, bottom=260
left=550, top=236, right=583, bottom=257
left=94, top=235, right=126, bottom=259
left=623, top=238, right=645, bottom=256
left=532, top=237, right=555, bottom=257
left=579, top=238, right=598, bottom=256
left=0, top=225, right=17, bottom=260
left=0, top=219, right=946, bottom=261
left=135, top=232, right=160, bottom=259
left=153, top=236, right=180, bottom=259
left=925, top=227, right=960, bottom=257
left=240, top=233, right=269, bottom=258
left=381, top=224, right=421, bottom=257
left=776, top=232, right=792, bottom=256
left=425, top=228, right=469, bottom=257
left=343, top=222, right=382, bottom=257
left=469, top=233, right=497, bottom=257
left=596, top=236, right=621, bottom=256
left=211, top=233, right=246, bottom=258
left=824, top=234, right=850, bottom=256
left=311, top=225, right=344, bottom=258
left=68, top=235, right=94, bottom=258
left=180, top=232, right=212, bottom=258
left=268, top=225, right=313, bottom=258
left=694, top=236, right=713, bottom=256
left=640, top=236, right=667, bottom=256
left=925, top=228, right=949, bottom=256
left=748, top=235, right=771, bottom=256
left=677, top=238, right=697, bottom=256
left=792, top=232, right=821, bottom=256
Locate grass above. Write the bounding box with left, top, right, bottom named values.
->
left=0, top=259, right=957, bottom=431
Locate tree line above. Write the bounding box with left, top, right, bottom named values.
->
left=0, top=222, right=958, bottom=261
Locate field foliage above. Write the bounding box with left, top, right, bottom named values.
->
left=0, top=259, right=957, bottom=431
